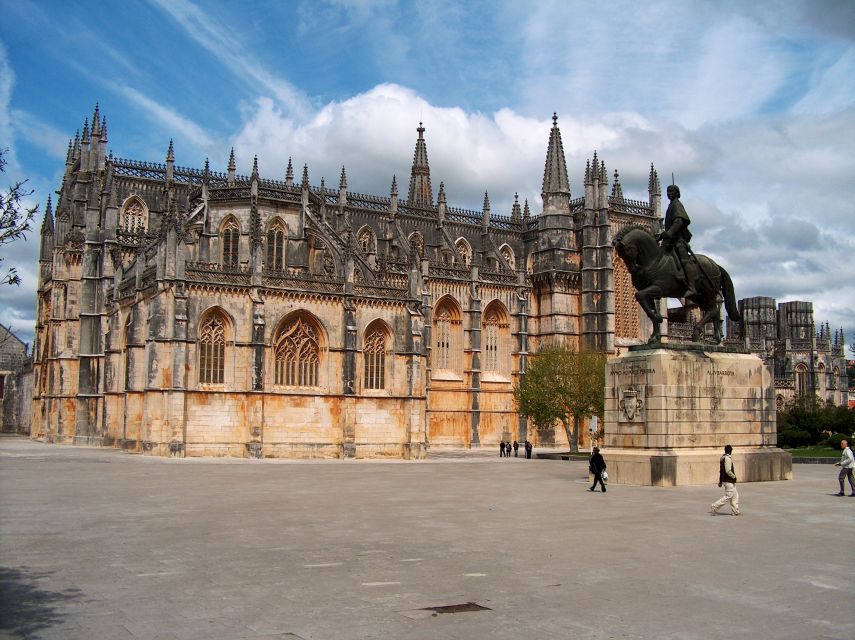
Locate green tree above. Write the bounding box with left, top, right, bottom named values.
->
left=1, top=148, right=38, bottom=286
left=513, top=345, right=606, bottom=453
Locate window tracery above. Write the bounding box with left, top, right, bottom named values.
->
left=358, top=227, right=376, bottom=255
left=221, top=218, right=240, bottom=267
left=266, top=219, right=286, bottom=271
left=408, top=232, right=424, bottom=258
left=456, top=239, right=472, bottom=267
left=199, top=314, right=226, bottom=384
left=363, top=326, right=386, bottom=390
left=434, top=299, right=462, bottom=374
left=483, top=303, right=509, bottom=375
left=274, top=317, right=320, bottom=387
left=121, top=197, right=148, bottom=234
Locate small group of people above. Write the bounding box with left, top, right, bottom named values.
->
left=499, top=440, right=533, bottom=458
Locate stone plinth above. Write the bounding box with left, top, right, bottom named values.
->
left=604, top=347, right=792, bottom=486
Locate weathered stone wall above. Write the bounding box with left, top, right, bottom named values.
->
left=1, top=360, right=33, bottom=434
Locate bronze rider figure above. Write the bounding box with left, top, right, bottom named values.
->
left=658, top=184, right=699, bottom=299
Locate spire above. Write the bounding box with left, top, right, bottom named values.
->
left=42, top=196, right=54, bottom=234
left=227, top=148, right=236, bottom=186
left=339, top=166, right=347, bottom=190
left=511, top=193, right=522, bottom=220
left=285, top=157, right=294, bottom=186
left=91, top=103, right=100, bottom=137
left=82, top=117, right=90, bottom=144
left=523, top=198, right=531, bottom=219
left=252, top=155, right=259, bottom=179
left=66, top=139, right=73, bottom=164
left=482, top=191, right=491, bottom=232
left=407, top=122, right=433, bottom=208
left=437, top=181, right=446, bottom=203
left=611, top=169, right=624, bottom=201
left=204, top=157, right=210, bottom=176
left=166, top=139, right=175, bottom=163
left=648, top=163, right=660, bottom=194
left=541, top=113, right=570, bottom=210
left=390, top=174, right=398, bottom=197
left=101, top=117, right=107, bottom=142
left=301, top=164, right=309, bottom=189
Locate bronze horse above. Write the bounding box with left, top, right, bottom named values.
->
left=613, top=226, right=741, bottom=343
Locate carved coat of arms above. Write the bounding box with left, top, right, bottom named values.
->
left=619, top=386, right=644, bottom=422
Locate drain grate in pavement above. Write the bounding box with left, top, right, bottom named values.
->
left=422, top=602, right=491, bottom=614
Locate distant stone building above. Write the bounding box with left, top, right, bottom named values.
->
left=727, top=297, right=848, bottom=409
left=31, top=106, right=663, bottom=458
left=0, top=324, right=27, bottom=400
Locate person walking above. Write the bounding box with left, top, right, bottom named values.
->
left=524, top=440, right=532, bottom=459
left=834, top=439, right=855, bottom=496
left=710, top=444, right=740, bottom=515
left=499, top=441, right=506, bottom=458
left=589, top=447, right=607, bottom=492
left=513, top=440, right=519, bottom=457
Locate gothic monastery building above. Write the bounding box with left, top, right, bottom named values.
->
left=32, top=106, right=669, bottom=458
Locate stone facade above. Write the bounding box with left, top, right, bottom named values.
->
left=726, top=297, right=848, bottom=409
left=31, top=106, right=662, bottom=458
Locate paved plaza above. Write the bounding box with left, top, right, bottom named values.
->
left=1, top=435, right=853, bottom=640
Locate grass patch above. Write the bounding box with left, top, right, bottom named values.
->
left=783, top=446, right=840, bottom=458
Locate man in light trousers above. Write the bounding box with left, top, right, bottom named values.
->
left=710, top=444, right=740, bottom=516
left=835, top=439, right=855, bottom=497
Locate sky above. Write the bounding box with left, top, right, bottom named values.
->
left=0, top=0, right=854, bottom=350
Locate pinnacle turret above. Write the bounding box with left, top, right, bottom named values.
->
left=101, top=117, right=107, bottom=142
left=301, top=164, right=309, bottom=188
left=82, top=117, right=90, bottom=144
left=541, top=112, right=570, bottom=211
left=511, top=192, right=522, bottom=220
left=166, top=139, right=175, bottom=163
left=252, top=155, right=259, bottom=179
left=42, top=196, right=54, bottom=234
left=407, top=122, right=433, bottom=208
left=285, top=157, right=294, bottom=186
left=437, top=181, right=446, bottom=203
left=523, top=198, right=530, bottom=219
left=390, top=174, right=398, bottom=197
left=92, top=103, right=100, bottom=136
left=611, top=169, right=624, bottom=200
left=228, top=148, right=236, bottom=172
left=339, top=166, right=347, bottom=190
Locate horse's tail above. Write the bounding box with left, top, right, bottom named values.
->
left=720, top=266, right=741, bottom=322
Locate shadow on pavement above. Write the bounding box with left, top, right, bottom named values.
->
left=0, top=566, right=82, bottom=637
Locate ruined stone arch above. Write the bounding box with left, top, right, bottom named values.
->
left=498, top=243, right=515, bottom=270
left=482, top=299, right=510, bottom=376
left=120, top=195, right=148, bottom=234
left=432, top=295, right=463, bottom=376
left=266, top=217, right=287, bottom=270
left=197, top=307, right=234, bottom=385
left=362, top=319, right=392, bottom=391
left=455, top=237, right=472, bottom=267
left=408, top=231, right=424, bottom=258
left=357, top=225, right=377, bottom=255
left=307, top=233, right=338, bottom=276
left=220, top=215, right=241, bottom=266
left=272, top=311, right=327, bottom=387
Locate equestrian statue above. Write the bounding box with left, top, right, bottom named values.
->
left=612, top=184, right=740, bottom=344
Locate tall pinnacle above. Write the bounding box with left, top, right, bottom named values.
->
left=407, top=122, right=433, bottom=208
left=541, top=112, right=570, bottom=211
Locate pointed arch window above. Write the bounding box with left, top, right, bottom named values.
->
left=221, top=218, right=240, bottom=267
left=363, top=325, right=387, bottom=390
left=794, top=363, right=808, bottom=397
left=433, top=299, right=462, bottom=375
left=121, top=197, right=148, bottom=234
left=817, top=362, right=826, bottom=390
left=274, top=316, right=320, bottom=387
left=266, top=219, right=286, bottom=271
left=56, top=212, right=71, bottom=243
left=483, top=302, right=510, bottom=376
left=199, top=314, right=226, bottom=385
left=831, top=367, right=839, bottom=390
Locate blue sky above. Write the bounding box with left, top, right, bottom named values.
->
left=1, top=0, right=854, bottom=348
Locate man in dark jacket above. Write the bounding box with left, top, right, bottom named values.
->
left=589, top=447, right=607, bottom=492
left=710, top=444, right=740, bottom=515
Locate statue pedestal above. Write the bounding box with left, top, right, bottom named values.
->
left=604, top=347, right=792, bottom=486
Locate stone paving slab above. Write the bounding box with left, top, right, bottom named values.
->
left=1, top=434, right=853, bottom=640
